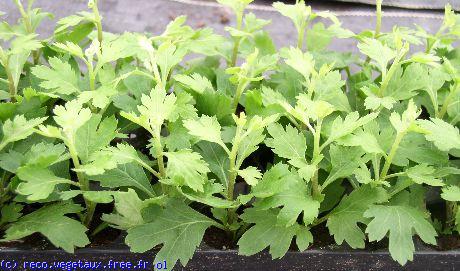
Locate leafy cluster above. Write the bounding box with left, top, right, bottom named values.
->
left=1, top=0, right=460, bottom=269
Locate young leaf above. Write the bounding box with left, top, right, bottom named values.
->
left=164, top=150, right=210, bottom=192
left=358, top=38, right=396, bottom=73
left=0, top=115, right=46, bottom=150
left=0, top=203, right=23, bottom=225
left=406, top=164, right=444, bottom=186
left=16, top=165, right=75, bottom=200
left=323, top=145, right=365, bottom=188
left=326, top=185, right=388, bottom=249
left=418, top=118, right=460, bottom=152
left=121, top=86, right=177, bottom=132
left=217, top=0, right=254, bottom=15
left=91, top=163, right=155, bottom=197
left=273, top=1, right=312, bottom=35
left=51, top=100, right=92, bottom=140
left=184, top=115, right=227, bottom=152
left=389, top=100, right=421, bottom=133
left=102, top=189, right=148, bottom=230
left=31, top=57, right=80, bottom=96
left=238, top=207, right=306, bottom=259
left=75, top=115, right=119, bottom=163
left=364, top=205, right=437, bottom=265
left=126, top=201, right=218, bottom=269
left=327, top=111, right=378, bottom=143
left=238, top=166, right=262, bottom=186
left=441, top=185, right=460, bottom=201
left=2, top=203, right=89, bottom=253
left=256, top=168, right=320, bottom=226
left=175, top=73, right=214, bottom=94
left=265, top=123, right=307, bottom=162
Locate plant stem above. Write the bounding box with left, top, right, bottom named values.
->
left=438, top=82, right=459, bottom=119
left=297, top=25, right=306, bottom=50
left=380, top=131, right=405, bottom=180
left=372, top=155, right=380, bottom=181
left=0, top=49, right=17, bottom=102
left=6, top=65, right=16, bottom=102
left=0, top=171, right=9, bottom=195
left=311, top=119, right=322, bottom=198
left=67, top=141, right=95, bottom=227
left=152, top=127, right=168, bottom=194
left=14, top=0, right=40, bottom=64
left=227, top=126, right=243, bottom=202
left=378, top=47, right=406, bottom=97
left=375, top=0, right=382, bottom=38
left=312, top=214, right=329, bottom=226
left=388, top=178, right=413, bottom=197
left=91, top=0, right=103, bottom=45
left=446, top=201, right=458, bottom=230
left=88, top=66, right=96, bottom=92
left=91, top=221, right=109, bottom=236
left=230, top=12, right=244, bottom=67
left=231, top=80, right=248, bottom=113
left=226, top=125, right=244, bottom=226
left=153, top=128, right=166, bottom=178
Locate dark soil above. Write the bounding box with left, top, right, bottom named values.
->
left=203, top=227, right=236, bottom=250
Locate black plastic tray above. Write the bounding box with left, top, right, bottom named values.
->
left=1, top=245, right=459, bottom=270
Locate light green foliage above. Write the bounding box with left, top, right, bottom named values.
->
left=255, top=166, right=320, bottom=226
left=91, top=163, right=155, bottom=197
left=2, top=203, right=89, bottom=253
left=184, top=115, right=227, bottom=151
left=217, top=0, right=254, bottom=15
left=102, top=189, right=155, bottom=230
left=327, top=186, right=388, bottom=248
left=238, top=166, right=262, bottom=186
left=0, top=1, right=459, bottom=268
left=16, top=165, right=75, bottom=200
left=238, top=208, right=311, bottom=259
left=358, top=38, right=396, bottom=73
left=364, top=205, right=437, bottom=265
left=265, top=123, right=307, bottom=161
left=31, top=57, right=80, bottom=96
left=0, top=115, right=46, bottom=150
left=418, top=118, right=460, bottom=152
left=164, top=150, right=210, bottom=192
left=126, top=201, right=218, bottom=270
left=0, top=203, right=22, bottom=225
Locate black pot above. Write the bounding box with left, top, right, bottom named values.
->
left=1, top=240, right=459, bottom=271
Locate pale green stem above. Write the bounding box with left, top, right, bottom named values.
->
left=446, top=202, right=458, bottom=230
left=91, top=0, right=103, bottom=45
left=152, top=128, right=166, bottom=179
left=372, top=155, right=380, bottom=181
left=6, top=65, right=16, bottom=102
left=297, top=24, right=306, bottom=50
left=380, top=131, right=406, bottom=180
left=226, top=125, right=244, bottom=227
left=230, top=12, right=244, bottom=67
left=378, top=49, right=406, bottom=97
left=231, top=80, right=249, bottom=113
left=375, top=0, right=382, bottom=37
left=311, top=119, right=322, bottom=198
left=0, top=50, right=17, bottom=102
left=14, top=0, right=40, bottom=64
left=438, top=82, right=459, bottom=119
left=67, top=140, right=95, bottom=227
